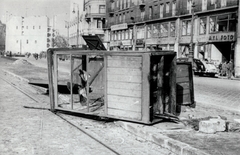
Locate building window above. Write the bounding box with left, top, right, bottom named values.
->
left=123, top=0, right=126, bottom=9
left=111, top=1, right=115, bottom=10
left=209, top=14, right=234, bottom=33
left=116, top=0, right=119, bottom=8
left=99, top=5, right=106, bottom=13
left=16, top=26, right=18, bottom=29
left=136, top=26, right=145, bottom=39
left=149, top=6, right=153, bottom=19
left=26, top=26, right=28, bottom=29
left=119, top=14, right=122, bottom=22
left=35, top=40, right=37, bottom=44
left=160, top=23, right=169, bottom=37
left=39, top=26, right=41, bottom=29
left=221, top=0, right=227, bottom=7
left=115, top=14, right=118, bottom=23
left=26, top=40, right=28, bottom=44
left=33, top=26, right=35, bottom=29
left=202, top=0, right=207, bottom=11
left=125, top=29, right=129, bottom=39
left=187, top=0, right=192, bottom=14
left=147, top=25, right=152, bottom=39
left=123, top=13, right=126, bottom=22
left=172, top=1, right=176, bottom=16
left=16, top=40, right=18, bottom=43
left=199, top=17, right=207, bottom=34
left=182, top=20, right=191, bottom=36
left=160, top=4, right=164, bottom=18
left=170, top=22, right=175, bottom=37
left=129, top=28, right=133, bottom=39
left=97, top=20, right=102, bottom=28
left=141, top=9, right=145, bottom=20
left=122, top=30, right=125, bottom=40
left=166, top=2, right=170, bottom=13
left=118, top=31, right=121, bottom=40
left=120, top=0, right=122, bottom=10
left=152, top=23, right=159, bottom=38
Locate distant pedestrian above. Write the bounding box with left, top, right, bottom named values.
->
left=227, top=60, right=234, bottom=79
left=221, top=61, right=227, bottom=76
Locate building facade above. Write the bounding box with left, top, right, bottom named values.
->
left=68, top=0, right=106, bottom=47
left=105, top=0, right=240, bottom=77
left=0, top=21, right=6, bottom=51
left=5, top=16, right=55, bottom=54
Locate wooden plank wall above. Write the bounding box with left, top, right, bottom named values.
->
left=176, top=62, right=194, bottom=105
left=106, top=55, right=143, bottom=120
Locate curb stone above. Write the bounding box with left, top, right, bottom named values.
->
left=115, top=121, right=210, bottom=155
left=2, top=69, right=29, bottom=83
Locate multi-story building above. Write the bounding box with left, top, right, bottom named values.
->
left=0, top=21, right=6, bottom=51
left=105, top=0, right=240, bottom=77
left=5, top=15, right=55, bottom=54
left=68, top=0, right=106, bottom=47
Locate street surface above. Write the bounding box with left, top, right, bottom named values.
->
left=0, top=58, right=175, bottom=155
left=194, top=76, right=240, bottom=112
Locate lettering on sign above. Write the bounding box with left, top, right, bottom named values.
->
left=209, top=34, right=235, bottom=41
left=111, top=23, right=128, bottom=31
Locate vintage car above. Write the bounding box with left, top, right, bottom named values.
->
left=177, top=58, right=218, bottom=77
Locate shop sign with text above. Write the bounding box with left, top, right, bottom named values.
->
left=111, top=23, right=128, bottom=31
left=208, top=33, right=235, bottom=42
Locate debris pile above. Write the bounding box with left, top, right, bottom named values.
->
left=12, top=59, right=32, bottom=65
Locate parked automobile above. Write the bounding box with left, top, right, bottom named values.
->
left=177, top=58, right=218, bottom=77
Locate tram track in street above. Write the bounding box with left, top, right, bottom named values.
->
left=0, top=74, right=121, bottom=155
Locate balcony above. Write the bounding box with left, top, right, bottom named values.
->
left=85, top=13, right=106, bottom=20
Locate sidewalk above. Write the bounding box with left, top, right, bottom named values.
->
left=2, top=56, right=240, bottom=155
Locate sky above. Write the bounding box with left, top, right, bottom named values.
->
left=0, top=0, right=73, bottom=36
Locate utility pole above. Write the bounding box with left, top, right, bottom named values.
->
left=188, top=1, right=195, bottom=64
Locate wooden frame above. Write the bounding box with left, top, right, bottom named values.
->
left=47, top=48, right=177, bottom=124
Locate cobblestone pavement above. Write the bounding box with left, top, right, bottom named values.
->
left=194, top=76, right=240, bottom=112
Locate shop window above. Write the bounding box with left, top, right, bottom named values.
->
left=166, top=2, right=169, bottom=14
left=160, top=4, right=164, bottom=18
left=99, top=5, right=106, bottom=14
left=182, top=20, right=191, bottom=36
left=152, top=23, right=159, bottom=38
left=160, top=23, right=169, bottom=37
left=172, top=2, right=176, bottom=16
left=147, top=24, right=152, bottom=39
left=217, top=14, right=228, bottom=32
left=209, top=16, right=218, bottom=33
left=170, top=22, right=175, bottom=37
left=122, top=30, right=125, bottom=40
left=114, top=32, right=117, bottom=40
left=136, top=26, right=144, bottom=39
left=129, top=29, right=133, bottom=39
left=125, top=30, right=129, bottom=39
left=199, top=17, right=207, bottom=34
left=118, top=31, right=121, bottom=40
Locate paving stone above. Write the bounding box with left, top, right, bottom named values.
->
left=199, top=118, right=226, bottom=134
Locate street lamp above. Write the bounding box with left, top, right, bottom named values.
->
left=72, top=3, right=80, bottom=47
left=189, top=1, right=196, bottom=64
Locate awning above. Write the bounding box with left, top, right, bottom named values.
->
left=82, top=35, right=106, bottom=50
